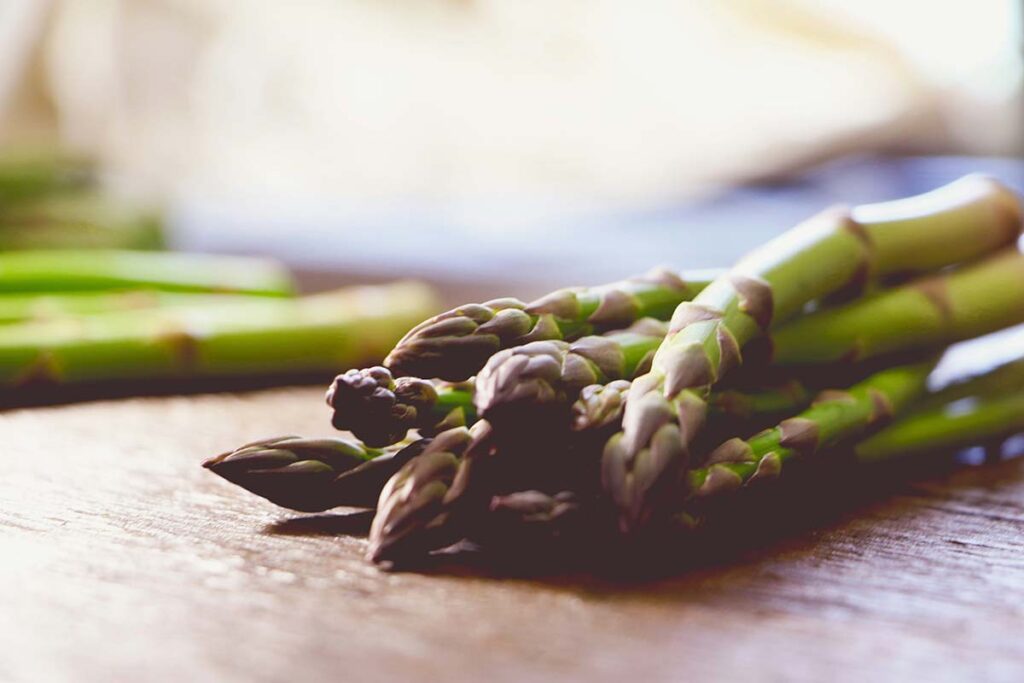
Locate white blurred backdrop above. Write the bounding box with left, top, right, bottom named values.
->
left=1, top=0, right=1020, bottom=208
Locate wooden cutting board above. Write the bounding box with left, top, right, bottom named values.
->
left=3, top=382, right=1024, bottom=682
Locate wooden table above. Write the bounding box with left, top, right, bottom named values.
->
left=3, top=380, right=1024, bottom=682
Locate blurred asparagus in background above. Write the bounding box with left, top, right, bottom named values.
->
left=0, top=281, right=437, bottom=388
left=0, top=250, right=295, bottom=295
left=0, top=291, right=289, bottom=325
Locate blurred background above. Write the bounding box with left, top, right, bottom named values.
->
left=1, top=0, right=1022, bottom=294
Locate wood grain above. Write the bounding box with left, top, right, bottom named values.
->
left=2, top=386, right=1024, bottom=682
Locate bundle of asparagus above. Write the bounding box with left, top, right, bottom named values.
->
left=204, top=175, right=1024, bottom=569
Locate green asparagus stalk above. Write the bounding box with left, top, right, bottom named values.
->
left=769, top=250, right=1024, bottom=365
left=0, top=249, right=294, bottom=295
left=855, top=391, right=1024, bottom=462
left=0, top=291, right=281, bottom=325
left=688, top=358, right=938, bottom=498
left=602, top=175, right=1022, bottom=532
left=384, top=267, right=720, bottom=381
left=0, top=282, right=437, bottom=386
left=203, top=436, right=431, bottom=511
left=856, top=358, right=1024, bottom=462
left=0, top=192, right=164, bottom=250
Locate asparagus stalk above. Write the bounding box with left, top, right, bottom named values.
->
left=856, top=358, right=1024, bottom=462
left=384, top=267, right=720, bottom=381
left=203, top=435, right=431, bottom=511
left=0, top=291, right=281, bottom=325
left=689, top=358, right=938, bottom=498
left=855, top=391, right=1024, bottom=462
left=603, top=175, right=1022, bottom=532
left=0, top=282, right=437, bottom=386
left=0, top=249, right=294, bottom=295
left=769, top=250, right=1024, bottom=365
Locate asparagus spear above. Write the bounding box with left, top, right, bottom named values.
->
left=0, top=291, right=281, bottom=325
left=689, top=358, right=938, bottom=499
left=0, top=282, right=437, bottom=386
left=603, top=175, right=1022, bottom=532
left=203, top=436, right=431, bottom=511
left=856, top=391, right=1024, bottom=462
left=0, top=249, right=294, bottom=295
left=384, top=267, right=720, bottom=381
left=769, top=250, right=1024, bottom=365
left=326, top=367, right=475, bottom=447
left=367, top=425, right=489, bottom=566
left=856, top=358, right=1024, bottom=462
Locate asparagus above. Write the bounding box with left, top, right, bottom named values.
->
left=340, top=246, right=1024, bottom=450
left=769, top=250, right=1024, bottom=365
left=602, top=175, right=1022, bottom=532
left=202, top=436, right=428, bottom=511
left=0, top=249, right=294, bottom=295
left=0, top=282, right=437, bottom=386
left=856, top=359, right=1024, bottom=462
left=384, top=267, right=720, bottom=381
left=326, top=366, right=475, bottom=447
left=224, top=374, right=812, bottom=518
left=367, top=425, right=489, bottom=566
left=689, top=358, right=938, bottom=499
left=474, top=318, right=670, bottom=427
left=0, top=291, right=281, bottom=325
